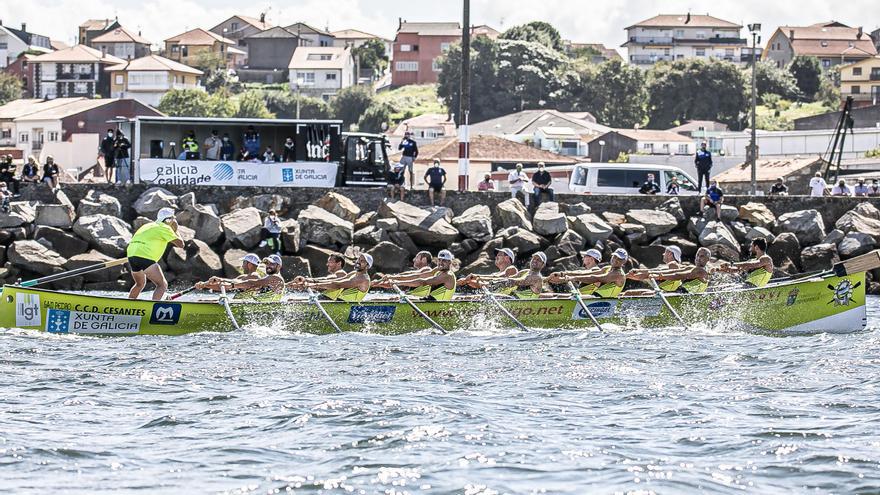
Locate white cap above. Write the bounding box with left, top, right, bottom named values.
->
left=496, top=248, right=515, bottom=263
left=612, top=248, right=629, bottom=261
left=532, top=252, right=547, bottom=264
left=264, top=254, right=283, bottom=266
left=665, top=245, right=682, bottom=263
left=156, top=207, right=176, bottom=222
left=437, top=250, right=454, bottom=261
left=580, top=249, right=602, bottom=262
left=241, top=253, right=261, bottom=266
left=360, top=253, right=374, bottom=268
left=394, top=162, right=405, bottom=169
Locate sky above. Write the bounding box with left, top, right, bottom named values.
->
left=2, top=0, right=879, bottom=51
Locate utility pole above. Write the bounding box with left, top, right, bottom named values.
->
left=748, top=24, right=761, bottom=195
left=458, top=0, right=471, bottom=192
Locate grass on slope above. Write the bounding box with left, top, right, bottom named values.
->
left=376, top=84, right=447, bottom=121
left=756, top=101, right=835, bottom=131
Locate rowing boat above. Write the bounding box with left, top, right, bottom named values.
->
left=0, top=268, right=868, bottom=336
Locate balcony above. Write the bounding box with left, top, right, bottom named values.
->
left=630, top=54, right=673, bottom=64
left=871, top=73, right=880, bottom=81
left=628, top=36, right=674, bottom=45
left=677, top=37, right=746, bottom=45
left=57, top=72, right=96, bottom=81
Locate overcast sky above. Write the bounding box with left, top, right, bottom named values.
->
left=2, top=0, right=879, bottom=51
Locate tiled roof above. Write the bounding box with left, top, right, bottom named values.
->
left=288, top=46, right=351, bottom=69
left=331, top=29, right=389, bottom=41
left=211, top=15, right=273, bottom=33
left=165, top=28, right=234, bottom=46
left=778, top=23, right=864, bottom=41
left=284, top=22, right=333, bottom=37
left=595, top=129, right=694, bottom=143
left=246, top=26, right=299, bottom=40
left=0, top=98, right=85, bottom=120
left=107, top=54, right=203, bottom=75
left=50, top=40, right=70, bottom=50
left=714, top=157, right=824, bottom=182
left=398, top=22, right=461, bottom=37
left=790, top=39, right=876, bottom=57
left=390, top=113, right=456, bottom=135
left=667, top=120, right=730, bottom=133
left=627, top=14, right=741, bottom=29
left=92, top=26, right=151, bottom=45
left=79, top=19, right=115, bottom=30
left=13, top=98, right=119, bottom=121
left=568, top=42, right=623, bottom=60
left=31, top=44, right=124, bottom=64
left=391, top=135, right=578, bottom=164
left=471, top=110, right=607, bottom=136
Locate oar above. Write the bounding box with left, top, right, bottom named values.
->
left=307, top=287, right=342, bottom=333
left=169, top=286, right=197, bottom=300
left=392, top=284, right=446, bottom=334
left=17, top=258, right=128, bottom=288
left=481, top=287, right=529, bottom=332
left=650, top=278, right=685, bottom=327
left=567, top=281, right=603, bottom=332
left=219, top=285, right=241, bottom=331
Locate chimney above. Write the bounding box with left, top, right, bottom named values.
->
left=21, top=22, right=27, bottom=33
left=789, top=29, right=795, bottom=40
left=858, top=27, right=863, bottom=39
left=260, top=13, right=265, bottom=24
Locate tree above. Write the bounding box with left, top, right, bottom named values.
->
left=351, top=39, right=388, bottom=76
left=788, top=56, right=823, bottom=100
left=752, top=60, right=801, bottom=100
left=234, top=90, right=273, bottom=119
left=586, top=59, right=648, bottom=128
left=500, top=21, right=564, bottom=52
left=0, top=72, right=23, bottom=105
left=357, top=103, right=392, bottom=133
left=816, top=76, right=841, bottom=109
left=207, top=92, right=237, bottom=117
left=495, top=39, right=568, bottom=112
left=437, top=36, right=508, bottom=123
left=331, top=85, right=375, bottom=129
left=647, top=59, right=748, bottom=129
left=264, top=91, right=331, bottom=119
left=158, top=89, right=213, bottom=116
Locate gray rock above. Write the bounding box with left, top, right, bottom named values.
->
left=167, top=239, right=223, bottom=281
left=698, top=221, right=739, bottom=251
left=281, top=220, right=302, bottom=255
left=177, top=204, right=223, bottom=245
left=835, top=211, right=880, bottom=241
left=556, top=229, right=585, bottom=257
left=134, top=187, right=177, bottom=217
left=176, top=224, right=196, bottom=243
left=177, top=192, right=197, bottom=209
left=388, top=231, right=419, bottom=256
left=774, top=209, right=825, bottom=246
left=298, top=245, right=351, bottom=277
left=495, top=198, right=533, bottom=231
left=501, top=227, right=548, bottom=255
left=8, top=240, right=66, bottom=276
left=769, top=232, right=801, bottom=268
left=252, top=194, right=287, bottom=214
left=367, top=242, right=410, bottom=274
left=431, top=206, right=455, bottom=224
left=354, top=211, right=377, bottom=231
left=222, top=248, right=249, bottom=278
left=625, top=209, right=678, bottom=238
left=353, top=225, right=389, bottom=246
left=376, top=217, right=399, bottom=233
left=0, top=202, right=36, bottom=228
left=601, top=212, right=626, bottom=226
left=34, top=226, right=89, bottom=259
left=559, top=202, right=591, bottom=216
left=852, top=202, right=880, bottom=220
left=745, top=226, right=775, bottom=244
left=706, top=244, right=741, bottom=263
left=687, top=216, right=708, bottom=240
left=822, top=229, right=845, bottom=246
left=532, top=202, right=567, bottom=237
left=34, top=204, right=74, bottom=229
left=547, top=255, right=581, bottom=273
left=451, top=205, right=493, bottom=242
left=729, top=220, right=750, bottom=243
left=658, top=197, right=686, bottom=223
left=801, top=243, right=840, bottom=272
left=297, top=205, right=354, bottom=247
left=659, top=236, right=698, bottom=259
left=629, top=244, right=666, bottom=268
left=77, top=191, right=122, bottom=217
left=738, top=202, right=776, bottom=227
left=72, top=214, right=133, bottom=257
left=571, top=213, right=613, bottom=245
left=838, top=232, right=877, bottom=259
left=280, top=256, right=311, bottom=279
left=461, top=252, right=496, bottom=276
left=314, top=191, right=361, bottom=223
left=377, top=200, right=459, bottom=247
left=720, top=205, right=739, bottom=223
left=221, top=207, right=265, bottom=249
left=64, top=250, right=122, bottom=282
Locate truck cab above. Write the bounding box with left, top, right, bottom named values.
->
left=339, top=132, right=390, bottom=187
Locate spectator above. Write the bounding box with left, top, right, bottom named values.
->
left=854, top=178, right=870, bottom=197
left=666, top=176, right=680, bottom=195
left=42, top=155, right=60, bottom=189
left=424, top=159, right=447, bottom=206
left=0, top=181, right=10, bottom=213
left=398, top=131, right=419, bottom=190
left=182, top=131, right=199, bottom=160
left=869, top=179, right=880, bottom=197
left=639, top=173, right=661, bottom=194
left=387, top=162, right=406, bottom=201
left=531, top=162, right=554, bottom=206
left=0, top=154, right=19, bottom=196
left=220, top=133, right=235, bottom=161
left=282, top=137, right=295, bottom=162
left=700, top=179, right=724, bottom=221
left=260, top=209, right=283, bottom=255
left=694, top=141, right=713, bottom=193
left=243, top=126, right=261, bottom=158
left=809, top=172, right=828, bottom=197
left=478, top=174, right=494, bottom=192
left=508, top=163, right=530, bottom=207
left=262, top=147, right=276, bottom=163
left=768, top=177, right=789, bottom=196
left=21, top=155, right=40, bottom=184
left=831, top=179, right=853, bottom=196
left=203, top=129, right=221, bottom=161
left=100, top=129, right=116, bottom=183
left=114, top=130, right=132, bottom=184
left=237, top=149, right=259, bottom=162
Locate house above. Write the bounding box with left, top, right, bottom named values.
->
left=0, top=98, right=78, bottom=150
left=2, top=52, right=40, bottom=97
left=763, top=22, right=877, bottom=70
left=392, top=21, right=460, bottom=87
left=78, top=18, right=120, bottom=45
left=50, top=40, right=69, bottom=51
left=31, top=45, right=124, bottom=99
left=565, top=42, right=622, bottom=63
left=210, top=14, right=273, bottom=59
left=623, top=14, right=747, bottom=67
left=389, top=134, right=577, bottom=190
left=107, top=55, right=204, bottom=107
left=332, top=29, right=392, bottom=56
left=238, top=27, right=300, bottom=82
left=390, top=113, right=457, bottom=143
left=284, top=23, right=335, bottom=47
left=667, top=120, right=730, bottom=152
left=470, top=109, right=610, bottom=156
left=713, top=157, right=827, bottom=194
left=287, top=46, right=355, bottom=100
left=794, top=103, right=880, bottom=130
left=587, top=129, right=695, bottom=162
left=0, top=21, right=52, bottom=67
left=91, top=26, right=152, bottom=60
left=839, top=56, right=880, bottom=108
left=163, top=28, right=241, bottom=69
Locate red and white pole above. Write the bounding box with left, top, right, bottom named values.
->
left=458, top=111, right=469, bottom=191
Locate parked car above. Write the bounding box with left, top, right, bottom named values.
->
left=568, top=163, right=699, bottom=195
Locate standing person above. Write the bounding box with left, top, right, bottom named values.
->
left=100, top=129, right=116, bottom=183
left=42, top=156, right=60, bottom=189
left=181, top=130, right=199, bottom=160
left=869, top=179, right=880, bottom=197
left=639, top=173, right=661, bottom=194
left=386, top=162, right=406, bottom=201
left=768, top=177, right=789, bottom=196
left=114, top=130, right=132, bottom=184
left=854, top=178, right=870, bottom=197
left=220, top=133, right=236, bottom=160
left=203, top=129, right=221, bottom=161
left=700, top=179, right=724, bottom=221
left=126, top=208, right=184, bottom=300
left=281, top=137, right=295, bottom=162
left=694, top=141, right=713, bottom=193
left=260, top=209, right=283, bottom=255
left=398, top=131, right=419, bottom=189
left=478, top=174, right=494, bottom=192
left=424, top=159, right=447, bottom=206
left=531, top=162, right=554, bottom=206
left=21, top=155, right=40, bottom=184
left=666, top=176, right=680, bottom=195
left=831, top=179, right=852, bottom=196
left=243, top=126, right=261, bottom=158
left=0, top=154, right=19, bottom=196
left=508, top=163, right=530, bottom=207
left=809, top=172, right=828, bottom=197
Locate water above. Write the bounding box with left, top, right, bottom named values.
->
left=2, top=299, right=880, bottom=494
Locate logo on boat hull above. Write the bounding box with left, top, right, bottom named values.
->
left=15, top=293, right=41, bottom=327
left=572, top=301, right=615, bottom=320
left=828, top=280, right=860, bottom=306
left=348, top=305, right=396, bottom=324
left=150, top=303, right=181, bottom=325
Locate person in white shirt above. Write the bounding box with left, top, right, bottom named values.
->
left=808, top=172, right=827, bottom=197
left=831, top=179, right=853, bottom=196
left=508, top=163, right=530, bottom=207
left=203, top=130, right=221, bottom=161
left=260, top=209, right=283, bottom=254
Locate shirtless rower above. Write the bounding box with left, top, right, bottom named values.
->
left=287, top=252, right=347, bottom=290
left=559, top=248, right=628, bottom=298
left=718, top=237, right=774, bottom=287
left=373, top=251, right=434, bottom=290
left=219, top=254, right=286, bottom=302
left=306, top=253, right=373, bottom=303
left=382, top=249, right=457, bottom=301
left=649, top=247, right=713, bottom=294
left=458, top=248, right=519, bottom=290
left=196, top=253, right=264, bottom=292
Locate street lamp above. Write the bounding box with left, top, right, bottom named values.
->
left=747, top=23, right=761, bottom=195
left=598, top=140, right=606, bottom=162
left=294, top=77, right=304, bottom=119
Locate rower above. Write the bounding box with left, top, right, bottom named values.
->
left=547, top=248, right=607, bottom=291
left=649, top=247, right=712, bottom=294
left=126, top=207, right=185, bottom=300
left=719, top=237, right=774, bottom=287
left=196, top=253, right=264, bottom=292
left=223, top=254, right=286, bottom=302
left=560, top=248, right=628, bottom=298
left=459, top=248, right=520, bottom=290
left=307, top=253, right=373, bottom=302
left=492, top=251, right=546, bottom=299
left=383, top=250, right=457, bottom=301
left=288, top=252, right=347, bottom=290
left=374, top=251, right=434, bottom=291
left=627, top=245, right=684, bottom=292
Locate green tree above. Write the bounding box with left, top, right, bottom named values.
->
left=207, top=93, right=237, bottom=117
left=264, top=91, right=331, bottom=119
left=752, top=60, right=801, bottom=100
left=331, top=85, right=375, bottom=129
left=437, top=36, right=509, bottom=123
left=788, top=56, right=823, bottom=100
left=357, top=103, right=392, bottom=133
left=500, top=21, right=564, bottom=52
left=158, top=89, right=213, bottom=116
left=647, top=59, right=748, bottom=129
left=351, top=39, right=388, bottom=76
left=586, top=59, right=648, bottom=128
left=234, top=90, right=273, bottom=118
left=0, top=72, right=23, bottom=105
left=495, top=39, right=568, bottom=112
left=816, top=76, right=841, bottom=109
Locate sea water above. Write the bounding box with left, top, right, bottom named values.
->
left=1, top=297, right=879, bottom=493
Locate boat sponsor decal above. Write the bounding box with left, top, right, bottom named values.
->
left=149, top=303, right=181, bottom=325
left=828, top=279, right=860, bottom=306
left=15, top=293, right=41, bottom=327
left=348, top=305, right=396, bottom=324
left=572, top=301, right=615, bottom=320
left=618, top=298, right=663, bottom=317
left=786, top=288, right=800, bottom=306
left=45, top=309, right=141, bottom=334
left=41, top=299, right=146, bottom=316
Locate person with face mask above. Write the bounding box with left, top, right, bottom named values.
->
left=220, top=133, right=235, bottom=161
left=100, top=129, right=116, bottom=183
left=0, top=154, right=19, bottom=195
left=204, top=130, right=221, bottom=161
left=869, top=179, right=880, bottom=197
left=282, top=137, right=295, bottom=162
left=114, top=130, right=132, bottom=184
left=854, top=178, right=870, bottom=197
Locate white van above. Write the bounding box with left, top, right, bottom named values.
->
left=568, top=163, right=700, bottom=195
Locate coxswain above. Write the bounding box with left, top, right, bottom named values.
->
left=287, top=252, right=347, bottom=290
left=196, top=253, right=264, bottom=292
left=307, top=253, right=373, bottom=302
left=627, top=245, right=684, bottom=292
left=560, top=248, right=628, bottom=298
left=383, top=250, right=457, bottom=301
left=649, top=247, right=713, bottom=294
left=126, top=208, right=185, bottom=300
left=718, top=237, right=774, bottom=287
left=373, top=251, right=434, bottom=291
left=222, top=254, right=286, bottom=302
left=547, top=248, right=607, bottom=291
left=458, top=248, right=519, bottom=291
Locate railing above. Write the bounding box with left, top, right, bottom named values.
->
left=31, top=142, right=43, bottom=151
left=629, top=36, right=673, bottom=44
left=57, top=72, right=95, bottom=80
left=630, top=55, right=673, bottom=64
left=870, top=73, right=880, bottom=81
left=677, top=37, right=746, bottom=44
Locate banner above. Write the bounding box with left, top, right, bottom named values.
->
left=138, top=159, right=338, bottom=188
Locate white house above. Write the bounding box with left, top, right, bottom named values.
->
left=390, top=113, right=456, bottom=143
left=534, top=126, right=590, bottom=157
left=107, top=55, right=204, bottom=107
left=288, top=46, right=355, bottom=100
left=91, top=26, right=152, bottom=60
left=623, top=14, right=747, bottom=67
left=0, top=22, right=51, bottom=68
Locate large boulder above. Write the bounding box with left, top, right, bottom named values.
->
left=8, top=240, right=66, bottom=276
left=495, top=198, right=533, bottom=231
left=220, top=207, right=264, bottom=249
left=823, top=229, right=845, bottom=246
left=281, top=220, right=302, bottom=255
left=625, top=209, right=678, bottom=238
left=698, top=221, right=739, bottom=251
left=745, top=226, right=775, bottom=244
left=451, top=205, right=493, bottom=242
left=728, top=221, right=751, bottom=244
left=35, top=204, right=75, bottom=229
left=77, top=191, right=122, bottom=217
left=532, top=202, right=568, bottom=237
left=768, top=232, right=802, bottom=269
left=658, top=197, right=686, bottom=223
left=461, top=252, right=496, bottom=276
left=621, top=223, right=648, bottom=247
left=706, top=244, right=741, bottom=263
left=377, top=200, right=459, bottom=246
left=601, top=212, right=626, bottom=226
left=556, top=229, right=586, bottom=257
left=838, top=232, right=877, bottom=259
left=376, top=217, right=399, bottom=232
left=775, top=209, right=825, bottom=246
left=34, top=226, right=89, bottom=259
left=280, top=256, right=311, bottom=279
left=314, top=191, right=361, bottom=223
left=354, top=212, right=377, bottom=231
left=547, top=255, right=581, bottom=273
left=353, top=225, right=389, bottom=246
left=221, top=248, right=248, bottom=278
left=0, top=202, right=36, bottom=228
left=801, top=243, right=840, bottom=272
left=177, top=192, right=197, bottom=209
left=559, top=202, right=591, bottom=216
left=252, top=194, right=288, bottom=214
left=835, top=211, right=880, bottom=241
left=63, top=250, right=122, bottom=282
left=298, top=245, right=351, bottom=277
left=501, top=227, right=548, bottom=255
left=167, top=239, right=223, bottom=280
left=72, top=214, right=132, bottom=257
left=367, top=242, right=410, bottom=274
left=571, top=213, right=613, bottom=245
left=852, top=202, right=880, bottom=220
left=177, top=204, right=223, bottom=245
left=134, top=187, right=177, bottom=217
left=738, top=202, right=776, bottom=228
left=388, top=231, right=419, bottom=256
left=659, top=236, right=698, bottom=259
left=297, top=205, right=354, bottom=247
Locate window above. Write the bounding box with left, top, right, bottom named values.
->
left=852, top=85, right=861, bottom=94
left=642, top=143, right=654, bottom=152
left=822, top=59, right=831, bottom=68
left=440, top=42, right=451, bottom=52
left=661, top=143, right=670, bottom=151
left=47, top=131, right=59, bottom=142
left=74, top=82, right=88, bottom=94
left=695, top=31, right=706, bottom=39
left=395, top=61, right=418, bottom=72
left=821, top=40, right=828, bottom=47
left=171, top=45, right=179, bottom=53
left=325, top=72, right=337, bottom=81
left=412, top=45, right=419, bottom=51
left=664, top=170, right=698, bottom=191
left=696, top=48, right=706, bottom=56
left=725, top=48, right=734, bottom=57
left=19, top=133, right=28, bottom=143
left=181, top=46, right=188, bottom=57
left=674, top=29, right=684, bottom=38
left=230, top=22, right=239, bottom=31
left=853, top=67, right=863, bottom=76
left=432, top=58, right=442, bottom=72
left=400, top=44, right=412, bottom=52
left=678, top=144, right=690, bottom=154
left=0, top=42, right=7, bottom=49
left=115, top=74, right=123, bottom=84
left=1, top=129, right=10, bottom=139
left=596, top=169, right=661, bottom=188
left=296, top=72, right=315, bottom=83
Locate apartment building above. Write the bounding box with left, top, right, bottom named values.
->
left=30, top=44, right=124, bottom=99
left=839, top=56, right=880, bottom=108
left=623, top=14, right=747, bottom=67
